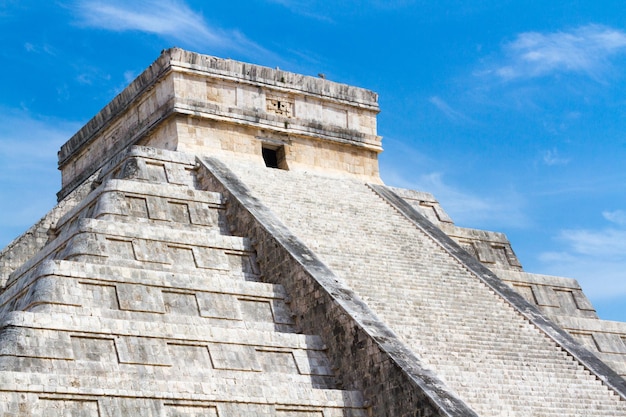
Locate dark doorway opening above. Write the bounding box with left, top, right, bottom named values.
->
left=262, top=145, right=288, bottom=170
left=262, top=147, right=279, bottom=168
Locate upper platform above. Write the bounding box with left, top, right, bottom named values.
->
left=57, top=48, right=382, bottom=200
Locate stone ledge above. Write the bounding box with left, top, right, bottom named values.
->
left=54, top=178, right=223, bottom=235
left=494, top=268, right=582, bottom=288
left=0, top=310, right=323, bottom=350
left=6, top=217, right=252, bottom=287
left=0, top=372, right=364, bottom=408
left=168, top=49, right=379, bottom=108
left=174, top=101, right=382, bottom=151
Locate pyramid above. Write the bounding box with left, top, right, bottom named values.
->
left=1, top=48, right=626, bottom=416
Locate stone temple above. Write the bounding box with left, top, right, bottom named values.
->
left=1, top=48, right=626, bottom=416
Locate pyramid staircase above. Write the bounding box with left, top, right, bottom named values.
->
left=0, top=147, right=367, bottom=416
left=211, top=157, right=626, bottom=417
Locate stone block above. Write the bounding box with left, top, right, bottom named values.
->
left=256, top=348, right=299, bottom=373
left=99, top=398, right=162, bottom=417
left=116, top=283, right=166, bottom=313
left=593, top=333, right=626, bottom=354
left=192, top=247, right=229, bottom=270
left=168, top=201, right=192, bottom=224
left=168, top=343, right=212, bottom=368
left=239, top=298, right=274, bottom=323
left=163, top=291, right=200, bottom=316
left=531, top=285, right=560, bottom=307
left=82, top=282, right=120, bottom=310
left=71, top=336, right=118, bottom=363
left=39, top=398, right=100, bottom=417
left=0, top=327, right=74, bottom=360
left=292, top=350, right=333, bottom=376
left=116, top=336, right=172, bottom=366
left=208, top=343, right=261, bottom=371
left=164, top=404, right=219, bottom=417
left=146, top=196, right=171, bottom=221
left=196, top=292, right=241, bottom=320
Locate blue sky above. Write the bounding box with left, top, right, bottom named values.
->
left=2, top=1, right=626, bottom=321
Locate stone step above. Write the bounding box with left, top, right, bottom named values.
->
left=54, top=179, right=227, bottom=235
left=1, top=261, right=293, bottom=330
left=0, top=311, right=325, bottom=351
left=0, top=355, right=337, bottom=386
left=26, top=304, right=298, bottom=334
left=0, top=312, right=334, bottom=380
left=0, top=147, right=371, bottom=416
left=8, top=217, right=257, bottom=286
left=0, top=371, right=366, bottom=411
left=95, top=146, right=199, bottom=190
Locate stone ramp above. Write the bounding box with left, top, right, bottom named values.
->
left=215, top=157, right=626, bottom=417
left=0, top=148, right=367, bottom=416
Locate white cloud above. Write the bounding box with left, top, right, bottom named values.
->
left=603, top=210, right=626, bottom=226
left=123, top=70, right=136, bottom=84
left=73, top=0, right=272, bottom=59
left=23, top=42, right=56, bottom=56
left=382, top=167, right=529, bottom=229
left=556, top=228, right=626, bottom=258
left=496, top=24, right=626, bottom=80
left=268, top=0, right=335, bottom=22
left=380, top=138, right=528, bottom=230
left=429, top=96, right=475, bottom=124
left=538, top=220, right=626, bottom=299
left=268, top=0, right=414, bottom=21
left=76, top=67, right=111, bottom=86
left=542, top=148, right=570, bottom=166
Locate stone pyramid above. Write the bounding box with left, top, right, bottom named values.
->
left=1, top=48, right=626, bottom=416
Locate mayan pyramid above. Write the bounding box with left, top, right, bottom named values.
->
left=1, top=48, right=626, bottom=416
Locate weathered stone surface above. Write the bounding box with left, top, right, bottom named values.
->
left=2, top=48, right=626, bottom=416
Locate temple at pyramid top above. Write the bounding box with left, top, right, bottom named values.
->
left=58, top=48, right=382, bottom=200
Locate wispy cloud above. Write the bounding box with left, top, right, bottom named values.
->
left=383, top=167, right=528, bottom=229
left=268, top=0, right=335, bottom=22
left=603, top=210, right=626, bottom=226
left=73, top=0, right=273, bottom=60
left=555, top=228, right=626, bottom=258
left=429, top=96, right=475, bottom=124
left=542, top=148, right=570, bottom=166
left=24, top=42, right=56, bottom=56
left=413, top=172, right=528, bottom=228
left=495, top=24, right=626, bottom=81
left=268, top=0, right=414, bottom=21
left=538, top=214, right=626, bottom=299
left=75, top=66, right=111, bottom=85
